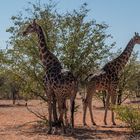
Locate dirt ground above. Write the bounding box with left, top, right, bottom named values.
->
left=0, top=98, right=138, bottom=140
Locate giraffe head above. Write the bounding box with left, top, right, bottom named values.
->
left=23, top=19, right=39, bottom=36
left=133, top=32, right=140, bottom=44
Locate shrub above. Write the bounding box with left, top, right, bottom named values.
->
left=115, top=105, right=140, bottom=133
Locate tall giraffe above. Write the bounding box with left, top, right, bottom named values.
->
left=83, top=33, right=140, bottom=126
left=23, top=20, right=78, bottom=134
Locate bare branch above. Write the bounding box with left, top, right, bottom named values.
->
left=26, top=104, right=48, bottom=122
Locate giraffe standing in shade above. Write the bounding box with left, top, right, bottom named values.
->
left=23, top=20, right=78, bottom=134
left=83, top=33, right=140, bottom=126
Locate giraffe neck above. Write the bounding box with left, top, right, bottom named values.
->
left=103, top=38, right=135, bottom=74
left=37, top=26, right=62, bottom=72
left=118, top=38, right=135, bottom=65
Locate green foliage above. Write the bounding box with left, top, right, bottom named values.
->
left=56, top=6, right=113, bottom=79
left=115, top=105, right=140, bottom=133
left=1, top=1, right=115, bottom=99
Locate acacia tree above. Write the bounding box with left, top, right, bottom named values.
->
left=2, top=1, right=114, bottom=100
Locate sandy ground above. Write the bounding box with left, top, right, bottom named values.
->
left=0, top=98, right=137, bottom=140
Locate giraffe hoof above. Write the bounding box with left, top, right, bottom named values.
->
left=113, top=122, right=116, bottom=125
left=53, top=130, right=58, bottom=135
left=70, top=129, right=74, bottom=135
left=104, top=122, right=107, bottom=125
left=53, top=121, right=61, bottom=128
left=52, top=121, right=56, bottom=127
left=47, top=129, right=52, bottom=134
left=92, top=122, right=96, bottom=126
left=83, top=123, right=87, bottom=126
left=62, top=129, right=66, bottom=134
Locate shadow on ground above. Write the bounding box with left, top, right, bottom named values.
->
left=13, top=122, right=130, bottom=140
left=0, top=104, right=32, bottom=108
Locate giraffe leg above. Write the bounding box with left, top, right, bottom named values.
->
left=58, top=100, right=66, bottom=134
left=83, top=99, right=88, bottom=126
left=59, top=100, right=68, bottom=127
left=69, top=97, right=75, bottom=135
left=47, top=97, right=53, bottom=134
left=59, top=113, right=66, bottom=134
left=64, top=101, right=69, bottom=127
left=83, top=87, right=96, bottom=126
left=52, top=93, right=58, bottom=123
left=104, top=93, right=110, bottom=125
left=111, top=93, right=117, bottom=125
left=51, top=93, right=59, bottom=134
left=88, top=99, right=96, bottom=125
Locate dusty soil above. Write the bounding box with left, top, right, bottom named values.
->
left=0, top=98, right=136, bottom=140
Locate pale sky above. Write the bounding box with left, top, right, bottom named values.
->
left=0, top=0, right=140, bottom=57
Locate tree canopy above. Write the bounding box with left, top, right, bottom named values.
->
left=0, top=1, right=139, bottom=100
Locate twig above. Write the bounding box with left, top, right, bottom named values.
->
left=26, top=104, right=48, bottom=122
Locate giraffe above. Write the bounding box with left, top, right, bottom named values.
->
left=83, top=32, right=140, bottom=126
left=23, top=20, right=78, bottom=134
